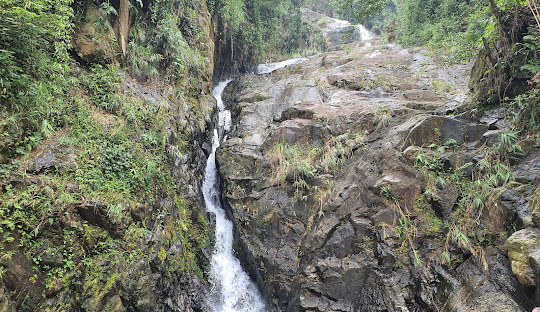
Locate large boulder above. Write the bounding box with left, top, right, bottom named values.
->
left=506, top=227, right=540, bottom=303
left=403, top=115, right=488, bottom=150
left=71, top=5, right=118, bottom=64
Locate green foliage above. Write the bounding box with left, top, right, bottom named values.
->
left=334, top=0, right=390, bottom=24
left=398, top=0, right=489, bottom=62
left=403, top=125, right=528, bottom=268
left=303, top=0, right=336, bottom=17
left=0, top=0, right=74, bottom=159
left=374, top=104, right=392, bottom=128
left=220, top=0, right=247, bottom=30
left=115, top=0, right=211, bottom=95
left=95, top=1, right=118, bottom=29
left=209, top=0, right=325, bottom=60
left=84, top=64, right=122, bottom=112
left=268, top=132, right=364, bottom=211
left=98, top=141, right=133, bottom=177
left=126, top=40, right=162, bottom=79
left=430, top=79, right=455, bottom=95
left=520, top=27, right=540, bottom=74
left=339, top=0, right=490, bottom=62
left=493, top=130, right=523, bottom=158
left=0, top=1, right=217, bottom=309
left=509, top=88, right=540, bottom=132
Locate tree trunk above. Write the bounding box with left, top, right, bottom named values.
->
left=118, top=0, right=130, bottom=58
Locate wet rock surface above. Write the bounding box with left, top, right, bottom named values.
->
left=217, top=38, right=535, bottom=311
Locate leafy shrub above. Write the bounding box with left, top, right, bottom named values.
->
left=84, top=64, right=122, bottom=113
left=520, top=27, right=540, bottom=75
left=374, top=104, right=392, bottom=128
left=0, top=0, right=73, bottom=159
left=98, top=141, right=133, bottom=178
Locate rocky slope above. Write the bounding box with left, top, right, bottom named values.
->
left=217, top=37, right=539, bottom=311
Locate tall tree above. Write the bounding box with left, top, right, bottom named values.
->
left=334, top=0, right=389, bottom=23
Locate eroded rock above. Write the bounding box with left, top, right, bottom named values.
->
left=71, top=5, right=118, bottom=64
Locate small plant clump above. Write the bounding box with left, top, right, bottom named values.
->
left=268, top=132, right=365, bottom=216
left=388, top=130, right=524, bottom=269
left=374, top=104, right=393, bottom=128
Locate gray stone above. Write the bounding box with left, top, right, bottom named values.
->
left=483, top=130, right=502, bottom=145
left=372, top=208, right=396, bottom=226
left=499, top=189, right=534, bottom=229
left=514, top=152, right=540, bottom=184
left=433, top=184, right=459, bottom=220
left=29, top=142, right=77, bottom=174
left=351, top=216, right=371, bottom=235
left=323, top=222, right=355, bottom=258
left=403, top=115, right=488, bottom=150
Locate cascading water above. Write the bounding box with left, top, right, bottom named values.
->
left=257, top=58, right=308, bottom=75
left=202, top=16, right=375, bottom=309
left=202, top=20, right=373, bottom=309
left=356, top=24, right=375, bottom=41
left=203, top=80, right=266, bottom=312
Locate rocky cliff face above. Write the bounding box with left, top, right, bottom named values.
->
left=217, top=38, right=538, bottom=311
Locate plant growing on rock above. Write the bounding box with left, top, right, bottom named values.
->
left=374, top=104, right=392, bottom=128
left=408, top=126, right=527, bottom=270
left=268, top=132, right=365, bottom=210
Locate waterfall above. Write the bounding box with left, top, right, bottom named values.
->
left=356, top=24, right=375, bottom=41
left=203, top=80, right=266, bottom=312
left=257, top=57, right=308, bottom=75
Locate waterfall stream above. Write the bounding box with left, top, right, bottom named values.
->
left=203, top=80, right=266, bottom=312
left=202, top=17, right=374, bottom=310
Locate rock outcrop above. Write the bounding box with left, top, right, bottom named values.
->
left=217, top=38, right=535, bottom=311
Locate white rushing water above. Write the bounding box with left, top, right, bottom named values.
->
left=257, top=57, right=308, bottom=75
left=204, top=80, right=266, bottom=312
left=356, top=24, right=375, bottom=41
left=321, top=15, right=375, bottom=41
left=213, top=79, right=233, bottom=132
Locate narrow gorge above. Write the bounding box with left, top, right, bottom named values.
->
left=1, top=0, right=540, bottom=312
left=203, top=80, right=265, bottom=312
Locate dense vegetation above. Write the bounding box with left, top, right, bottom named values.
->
left=209, top=0, right=325, bottom=62
left=336, top=0, right=535, bottom=63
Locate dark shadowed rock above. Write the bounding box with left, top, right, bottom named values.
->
left=76, top=200, right=126, bottom=238
left=499, top=188, right=534, bottom=229
left=274, top=119, right=325, bottom=145
left=279, top=105, right=317, bottom=121
left=28, top=142, right=77, bottom=174
left=321, top=222, right=355, bottom=258
left=432, top=184, right=459, bottom=220
left=514, top=152, right=540, bottom=184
